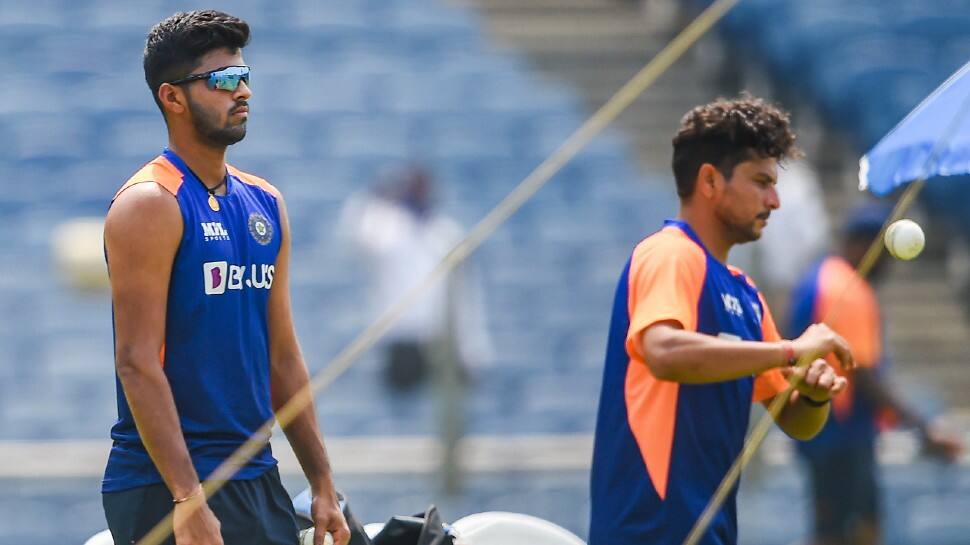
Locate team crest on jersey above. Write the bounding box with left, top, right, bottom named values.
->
left=248, top=212, right=273, bottom=245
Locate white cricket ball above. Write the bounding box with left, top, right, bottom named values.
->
left=298, top=528, right=334, bottom=545
left=884, top=219, right=925, bottom=261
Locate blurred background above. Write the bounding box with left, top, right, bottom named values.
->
left=1, top=0, right=969, bottom=543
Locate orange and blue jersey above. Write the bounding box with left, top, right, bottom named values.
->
left=789, top=255, right=883, bottom=456
left=102, top=149, right=283, bottom=492
left=589, top=219, right=788, bottom=545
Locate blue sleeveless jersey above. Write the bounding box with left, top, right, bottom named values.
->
left=103, top=149, right=282, bottom=492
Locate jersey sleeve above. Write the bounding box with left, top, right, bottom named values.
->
left=624, top=233, right=706, bottom=362
left=112, top=156, right=184, bottom=202
left=818, top=260, right=882, bottom=369
left=826, top=287, right=881, bottom=369
left=753, top=293, right=790, bottom=402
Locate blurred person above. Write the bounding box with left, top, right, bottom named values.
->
left=337, top=165, right=494, bottom=392
left=788, top=203, right=963, bottom=545
left=590, top=96, right=854, bottom=545
left=101, top=11, right=349, bottom=545
left=337, top=165, right=493, bottom=493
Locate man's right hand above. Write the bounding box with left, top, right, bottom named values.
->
left=791, top=323, right=854, bottom=371
left=173, top=495, right=223, bottom=545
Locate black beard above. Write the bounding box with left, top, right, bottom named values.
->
left=186, top=92, right=247, bottom=147
left=715, top=208, right=761, bottom=245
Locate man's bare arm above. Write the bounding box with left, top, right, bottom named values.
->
left=766, top=360, right=846, bottom=440
left=639, top=321, right=853, bottom=383
left=266, top=195, right=350, bottom=545
left=640, top=322, right=788, bottom=382
left=106, top=183, right=222, bottom=544
left=106, top=183, right=199, bottom=497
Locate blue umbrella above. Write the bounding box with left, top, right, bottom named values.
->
left=859, top=60, right=970, bottom=195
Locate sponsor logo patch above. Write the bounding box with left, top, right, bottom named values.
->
left=203, top=261, right=274, bottom=295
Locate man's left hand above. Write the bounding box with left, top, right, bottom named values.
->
left=783, top=358, right=848, bottom=404
left=311, top=492, right=350, bottom=545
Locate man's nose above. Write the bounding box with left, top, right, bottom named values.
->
left=766, top=186, right=780, bottom=209
left=234, top=79, right=252, bottom=100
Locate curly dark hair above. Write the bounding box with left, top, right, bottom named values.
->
left=671, top=95, right=801, bottom=199
left=143, top=10, right=250, bottom=111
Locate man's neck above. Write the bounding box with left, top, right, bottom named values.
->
left=168, top=136, right=228, bottom=192
left=678, top=207, right=732, bottom=263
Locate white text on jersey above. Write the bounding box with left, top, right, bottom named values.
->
left=201, top=222, right=230, bottom=242
left=203, top=261, right=275, bottom=295
left=721, top=293, right=744, bottom=317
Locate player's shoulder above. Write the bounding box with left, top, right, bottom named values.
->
left=227, top=164, right=282, bottom=200
left=106, top=179, right=182, bottom=236
left=113, top=155, right=184, bottom=201
left=818, top=255, right=855, bottom=280
left=633, top=225, right=706, bottom=265
left=819, top=255, right=877, bottom=303
left=726, top=263, right=759, bottom=290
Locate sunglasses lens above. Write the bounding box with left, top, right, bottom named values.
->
left=209, top=67, right=250, bottom=91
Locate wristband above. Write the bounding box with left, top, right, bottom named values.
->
left=173, top=485, right=203, bottom=504
left=781, top=341, right=797, bottom=367
left=799, top=394, right=830, bottom=407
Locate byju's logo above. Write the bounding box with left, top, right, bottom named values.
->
left=721, top=293, right=744, bottom=317
left=203, top=261, right=275, bottom=295
left=201, top=222, right=230, bottom=242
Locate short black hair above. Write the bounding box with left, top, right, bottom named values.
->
left=143, top=10, right=250, bottom=111
left=671, top=94, right=801, bottom=199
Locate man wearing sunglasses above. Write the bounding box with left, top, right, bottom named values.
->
left=101, top=10, right=349, bottom=545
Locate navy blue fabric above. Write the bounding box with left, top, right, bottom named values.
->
left=590, top=220, right=772, bottom=545
left=103, top=149, right=283, bottom=492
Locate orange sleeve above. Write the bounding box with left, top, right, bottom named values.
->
left=818, top=260, right=882, bottom=369
left=753, top=293, right=789, bottom=402
left=624, top=230, right=707, bottom=363
left=112, top=156, right=183, bottom=201
left=626, top=363, right=679, bottom=499
left=228, top=165, right=282, bottom=199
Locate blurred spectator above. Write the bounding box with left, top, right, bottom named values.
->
left=787, top=203, right=963, bottom=545
left=737, top=159, right=830, bottom=317
left=338, top=165, right=494, bottom=493
left=338, top=165, right=494, bottom=393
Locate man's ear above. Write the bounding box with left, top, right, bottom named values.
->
left=696, top=163, right=721, bottom=199
left=157, top=83, right=187, bottom=116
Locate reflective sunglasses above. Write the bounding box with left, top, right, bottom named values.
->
left=168, top=65, right=251, bottom=91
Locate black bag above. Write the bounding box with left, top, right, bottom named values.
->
left=370, top=505, right=453, bottom=545
left=342, top=498, right=372, bottom=545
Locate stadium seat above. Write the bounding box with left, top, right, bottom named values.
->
left=906, top=493, right=970, bottom=545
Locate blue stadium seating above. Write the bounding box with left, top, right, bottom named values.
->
left=706, top=0, right=970, bottom=150
left=0, top=0, right=680, bottom=444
